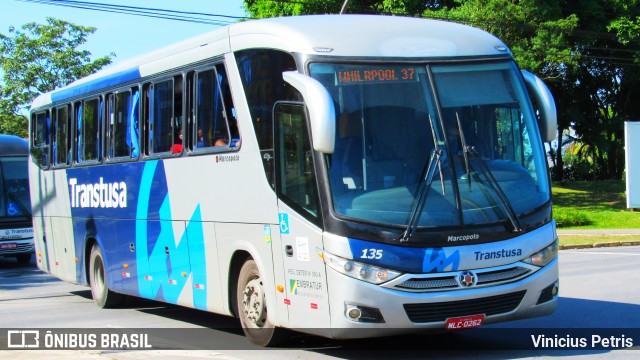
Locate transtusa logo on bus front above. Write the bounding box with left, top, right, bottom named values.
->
left=69, top=178, right=127, bottom=209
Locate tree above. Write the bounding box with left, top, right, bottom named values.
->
left=243, top=0, right=640, bottom=181
left=0, top=17, right=114, bottom=136
left=557, top=0, right=640, bottom=180
left=242, top=0, right=447, bottom=17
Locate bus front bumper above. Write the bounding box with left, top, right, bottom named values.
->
left=0, top=237, right=35, bottom=257
left=326, top=258, right=558, bottom=339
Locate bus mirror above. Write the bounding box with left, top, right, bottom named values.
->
left=522, top=70, right=557, bottom=142
left=282, top=71, right=335, bottom=154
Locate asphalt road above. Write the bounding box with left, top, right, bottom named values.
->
left=1, top=246, right=639, bottom=359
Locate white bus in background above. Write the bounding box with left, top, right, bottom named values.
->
left=0, top=134, right=34, bottom=264
left=29, top=15, right=559, bottom=346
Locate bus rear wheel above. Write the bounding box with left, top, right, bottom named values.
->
left=89, top=244, right=124, bottom=308
left=236, top=259, right=288, bottom=346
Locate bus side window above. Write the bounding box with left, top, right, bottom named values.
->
left=107, top=88, right=139, bottom=160
left=74, top=101, right=81, bottom=162
left=142, top=84, right=150, bottom=156
left=30, top=110, right=50, bottom=168
left=192, top=64, right=238, bottom=151
left=130, top=88, right=140, bottom=158
left=77, top=98, right=102, bottom=163
left=150, top=80, right=172, bottom=154
left=149, top=75, right=183, bottom=155
left=53, top=105, right=70, bottom=167
left=216, top=63, right=239, bottom=147
left=275, top=103, right=319, bottom=219
left=173, top=75, right=184, bottom=154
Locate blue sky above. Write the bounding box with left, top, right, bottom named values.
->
left=1, top=0, right=247, bottom=65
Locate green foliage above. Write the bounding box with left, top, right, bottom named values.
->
left=243, top=0, right=640, bottom=182
left=422, top=0, right=579, bottom=79
left=0, top=112, right=28, bottom=138
left=552, top=180, right=640, bottom=229
left=0, top=17, right=114, bottom=136
left=243, top=0, right=438, bottom=17
left=558, top=153, right=597, bottom=181
left=553, top=207, right=591, bottom=228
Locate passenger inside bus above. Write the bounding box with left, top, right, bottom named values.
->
left=170, top=117, right=183, bottom=153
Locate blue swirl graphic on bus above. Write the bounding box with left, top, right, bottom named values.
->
left=422, top=247, right=460, bottom=273
left=135, top=160, right=207, bottom=309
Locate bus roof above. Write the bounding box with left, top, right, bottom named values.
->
left=0, top=134, right=28, bottom=156
left=32, top=15, right=510, bottom=109
left=229, top=15, right=510, bottom=58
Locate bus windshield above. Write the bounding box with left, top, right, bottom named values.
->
left=309, top=61, right=550, bottom=230
left=0, top=156, right=32, bottom=221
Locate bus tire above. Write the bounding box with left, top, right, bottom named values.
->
left=89, top=244, right=124, bottom=308
left=236, top=259, right=288, bottom=346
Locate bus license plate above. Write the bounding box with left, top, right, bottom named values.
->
left=0, top=242, right=17, bottom=249
left=445, top=314, right=485, bottom=331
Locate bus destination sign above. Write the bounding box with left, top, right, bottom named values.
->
left=335, top=66, right=419, bottom=85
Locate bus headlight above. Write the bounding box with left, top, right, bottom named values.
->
left=522, top=239, right=558, bottom=267
left=322, top=251, right=401, bottom=284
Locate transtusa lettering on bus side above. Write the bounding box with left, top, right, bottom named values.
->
left=68, top=178, right=127, bottom=208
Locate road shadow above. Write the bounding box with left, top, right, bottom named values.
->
left=0, top=256, right=59, bottom=292
left=306, top=297, right=639, bottom=358
left=0, top=255, right=36, bottom=269
left=56, top=294, right=638, bottom=355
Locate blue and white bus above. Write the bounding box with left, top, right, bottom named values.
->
left=1, top=134, right=34, bottom=264
left=29, top=15, right=558, bottom=346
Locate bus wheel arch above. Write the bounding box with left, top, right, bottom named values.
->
left=233, top=255, right=288, bottom=346
left=88, top=241, right=124, bottom=308
left=84, top=237, right=97, bottom=286
left=228, top=250, right=251, bottom=317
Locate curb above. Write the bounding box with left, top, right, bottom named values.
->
left=559, top=241, right=640, bottom=250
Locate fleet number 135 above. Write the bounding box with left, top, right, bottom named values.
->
left=361, top=249, right=383, bottom=260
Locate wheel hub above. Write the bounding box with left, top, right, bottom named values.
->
left=242, top=278, right=267, bottom=327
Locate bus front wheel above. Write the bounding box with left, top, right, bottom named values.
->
left=236, top=259, right=287, bottom=346
left=89, top=244, right=124, bottom=308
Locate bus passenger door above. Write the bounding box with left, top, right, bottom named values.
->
left=49, top=216, right=76, bottom=282
left=34, top=215, right=53, bottom=273
left=274, top=103, right=331, bottom=334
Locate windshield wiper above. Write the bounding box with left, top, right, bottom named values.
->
left=455, top=113, right=522, bottom=233
left=399, top=148, right=443, bottom=243
left=466, top=148, right=522, bottom=232
left=455, top=112, right=472, bottom=191
left=399, top=115, right=445, bottom=243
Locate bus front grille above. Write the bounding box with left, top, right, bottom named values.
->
left=0, top=242, right=34, bottom=254
left=392, top=265, right=533, bottom=292
left=403, top=290, right=526, bottom=323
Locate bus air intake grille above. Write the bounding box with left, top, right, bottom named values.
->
left=403, top=290, right=526, bottom=323
left=476, top=266, right=530, bottom=285
left=394, top=266, right=532, bottom=291
left=396, top=277, right=458, bottom=290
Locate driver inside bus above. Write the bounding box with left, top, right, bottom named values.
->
left=331, top=112, right=363, bottom=190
